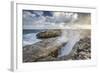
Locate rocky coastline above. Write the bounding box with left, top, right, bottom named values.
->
left=23, top=30, right=91, bottom=62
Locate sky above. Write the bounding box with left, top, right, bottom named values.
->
left=22, top=10, right=90, bottom=29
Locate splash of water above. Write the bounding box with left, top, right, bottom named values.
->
left=56, top=29, right=68, bottom=44
left=23, top=33, right=41, bottom=46
left=58, top=30, right=80, bottom=57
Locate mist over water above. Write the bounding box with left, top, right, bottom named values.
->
left=58, top=30, right=80, bottom=57
left=56, top=30, right=68, bottom=44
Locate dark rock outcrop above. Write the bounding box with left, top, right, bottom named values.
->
left=36, top=30, right=61, bottom=39
left=70, top=37, right=91, bottom=60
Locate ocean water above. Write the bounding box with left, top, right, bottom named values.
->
left=23, top=29, right=42, bottom=46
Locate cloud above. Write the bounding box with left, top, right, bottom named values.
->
left=23, top=10, right=79, bottom=29
left=33, top=11, right=44, bottom=16
left=23, top=11, right=36, bottom=25
left=52, top=12, right=78, bottom=23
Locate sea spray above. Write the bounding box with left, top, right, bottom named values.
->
left=23, top=33, right=41, bottom=46
left=58, top=30, right=80, bottom=57
left=56, top=29, right=68, bottom=44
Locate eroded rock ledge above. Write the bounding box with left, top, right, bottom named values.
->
left=23, top=29, right=91, bottom=62
left=23, top=37, right=67, bottom=62
left=36, top=29, right=62, bottom=39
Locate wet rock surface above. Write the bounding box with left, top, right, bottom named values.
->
left=36, top=37, right=91, bottom=61
left=23, top=37, right=67, bottom=62
left=23, top=30, right=91, bottom=62
left=36, top=29, right=61, bottom=39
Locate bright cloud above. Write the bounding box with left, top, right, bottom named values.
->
left=23, top=10, right=79, bottom=29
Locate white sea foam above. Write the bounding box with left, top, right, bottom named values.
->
left=23, top=33, right=41, bottom=46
